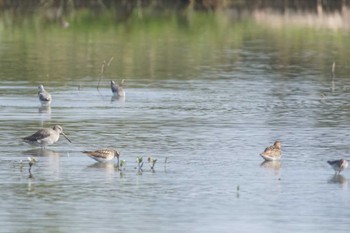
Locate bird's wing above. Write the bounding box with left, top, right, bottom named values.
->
left=111, top=83, right=118, bottom=93
left=263, top=145, right=273, bottom=152
left=39, top=92, right=51, bottom=101
left=261, top=146, right=280, bottom=157
left=328, top=160, right=340, bottom=165
left=83, top=149, right=112, bottom=158
left=23, top=129, right=51, bottom=141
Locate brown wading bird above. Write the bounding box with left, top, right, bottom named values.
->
left=83, top=148, right=120, bottom=164
left=23, top=125, right=71, bottom=149
left=260, top=140, right=281, bottom=161
left=327, top=159, right=348, bottom=174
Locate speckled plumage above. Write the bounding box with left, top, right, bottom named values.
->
left=83, top=148, right=120, bottom=163
left=260, top=140, right=281, bottom=161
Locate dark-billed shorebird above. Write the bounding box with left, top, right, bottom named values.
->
left=23, top=125, right=71, bottom=149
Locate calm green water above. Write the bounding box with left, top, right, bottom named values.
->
left=1, top=9, right=350, bottom=233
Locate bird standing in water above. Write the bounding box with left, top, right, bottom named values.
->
left=111, top=79, right=125, bottom=97
left=327, top=159, right=348, bottom=174
left=38, top=85, right=52, bottom=105
left=83, top=148, right=120, bottom=164
left=260, top=140, right=282, bottom=161
left=23, top=125, right=71, bottom=149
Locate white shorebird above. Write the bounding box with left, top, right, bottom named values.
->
left=38, top=85, right=52, bottom=105
left=82, top=148, right=120, bottom=163
left=327, top=159, right=348, bottom=174
left=23, top=125, right=71, bottom=149
left=260, top=140, right=282, bottom=161
left=110, top=80, right=125, bottom=97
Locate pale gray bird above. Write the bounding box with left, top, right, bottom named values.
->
left=38, top=85, right=52, bottom=105
left=23, top=125, right=71, bottom=149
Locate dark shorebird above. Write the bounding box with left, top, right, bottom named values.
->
left=260, top=140, right=281, bottom=161
left=110, top=79, right=125, bottom=97
left=23, top=125, right=71, bottom=149
left=83, top=148, right=120, bottom=163
left=327, top=159, right=348, bottom=174
left=38, top=85, right=52, bottom=105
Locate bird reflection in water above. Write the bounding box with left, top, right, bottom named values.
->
left=38, top=105, right=51, bottom=114
left=87, top=162, right=117, bottom=170
left=111, top=95, right=125, bottom=103
left=260, top=160, right=281, bottom=176
left=22, top=148, right=61, bottom=178
left=260, top=160, right=281, bottom=170
left=23, top=148, right=60, bottom=157
left=87, top=162, right=118, bottom=179
left=328, top=174, right=348, bottom=188
left=38, top=105, right=51, bottom=125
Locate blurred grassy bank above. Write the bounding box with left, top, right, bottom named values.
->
left=0, top=0, right=349, bottom=84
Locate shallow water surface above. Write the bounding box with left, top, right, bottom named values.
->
left=1, top=10, right=350, bottom=233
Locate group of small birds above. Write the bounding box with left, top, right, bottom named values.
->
left=260, top=140, right=349, bottom=175
left=24, top=81, right=127, bottom=165
left=26, top=83, right=349, bottom=175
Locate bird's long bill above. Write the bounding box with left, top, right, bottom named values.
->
left=61, top=133, right=72, bottom=143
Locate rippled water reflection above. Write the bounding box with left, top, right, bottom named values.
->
left=1, top=17, right=350, bottom=233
